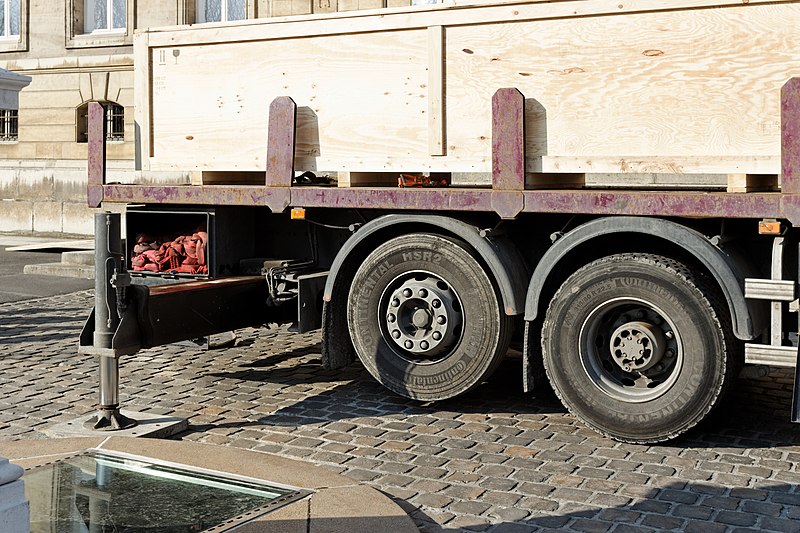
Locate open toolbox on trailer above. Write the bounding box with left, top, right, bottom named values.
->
left=125, top=206, right=256, bottom=279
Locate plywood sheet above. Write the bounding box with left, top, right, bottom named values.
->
left=150, top=30, right=428, bottom=171
left=139, top=0, right=799, bottom=181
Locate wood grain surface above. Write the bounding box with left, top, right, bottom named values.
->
left=139, top=0, right=800, bottom=185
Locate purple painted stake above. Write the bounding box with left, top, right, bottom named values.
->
left=492, top=88, right=525, bottom=191
left=782, top=78, right=800, bottom=194
left=87, top=101, right=106, bottom=208
left=266, top=96, right=297, bottom=188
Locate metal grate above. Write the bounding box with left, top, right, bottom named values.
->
left=0, top=108, right=18, bottom=141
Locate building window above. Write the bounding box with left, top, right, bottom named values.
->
left=197, top=0, right=246, bottom=22
left=84, top=0, right=126, bottom=33
left=77, top=101, right=124, bottom=143
left=0, top=0, right=20, bottom=39
left=105, top=103, right=124, bottom=141
left=67, top=0, right=131, bottom=48
left=0, top=109, right=17, bottom=141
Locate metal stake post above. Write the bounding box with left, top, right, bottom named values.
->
left=90, top=212, right=136, bottom=431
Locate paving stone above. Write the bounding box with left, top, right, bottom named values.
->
left=413, top=492, right=453, bottom=509
left=2, top=290, right=800, bottom=533
left=759, top=516, right=800, bottom=533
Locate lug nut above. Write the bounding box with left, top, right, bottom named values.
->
left=418, top=288, right=428, bottom=298
left=392, top=330, right=401, bottom=339
left=420, top=341, right=429, bottom=350
left=387, top=313, right=396, bottom=323
left=432, top=299, right=441, bottom=308
left=436, top=316, right=446, bottom=325
left=404, top=340, right=413, bottom=349
left=665, top=331, right=674, bottom=339
left=432, top=332, right=442, bottom=341
left=403, top=288, right=412, bottom=298
left=391, top=298, right=400, bottom=307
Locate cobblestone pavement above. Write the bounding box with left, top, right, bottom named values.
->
left=1, top=291, right=800, bottom=533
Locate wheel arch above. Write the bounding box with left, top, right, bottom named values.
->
left=324, top=214, right=529, bottom=315
left=524, top=216, right=757, bottom=340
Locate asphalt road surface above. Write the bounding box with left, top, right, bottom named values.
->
left=0, top=241, right=93, bottom=304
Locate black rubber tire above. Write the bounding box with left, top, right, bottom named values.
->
left=347, top=233, right=512, bottom=401
left=541, top=253, right=738, bottom=443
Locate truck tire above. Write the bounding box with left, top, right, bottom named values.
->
left=541, top=253, right=737, bottom=443
left=347, top=233, right=511, bottom=401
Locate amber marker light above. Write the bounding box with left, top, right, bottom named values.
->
left=758, top=219, right=782, bottom=235
left=290, top=207, right=306, bottom=220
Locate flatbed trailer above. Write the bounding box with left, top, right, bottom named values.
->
left=80, top=0, right=800, bottom=443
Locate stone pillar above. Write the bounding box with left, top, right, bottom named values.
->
left=0, top=457, right=29, bottom=533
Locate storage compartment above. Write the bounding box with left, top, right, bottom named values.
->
left=126, top=206, right=255, bottom=278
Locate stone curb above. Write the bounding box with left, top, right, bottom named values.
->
left=2, top=436, right=418, bottom=533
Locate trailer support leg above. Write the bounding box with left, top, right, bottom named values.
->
left=89, top=212, right=136, bottom=431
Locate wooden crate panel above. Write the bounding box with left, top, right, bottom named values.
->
left=139, top=0, right=799, bottom=182
left=150, top=30, right=428, bottom=172
left=445, top=5, right=793, bottom=173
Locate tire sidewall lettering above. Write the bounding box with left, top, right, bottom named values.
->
left=348, top=235, right=503, bottom=399
left=543, top=256, right=728, bottom=440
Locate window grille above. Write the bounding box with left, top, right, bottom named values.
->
left=0, top=109, right=18, bottom=141
left=77, top=101, right=124, bottom=143
left=105, top=103, right=124, bottom=141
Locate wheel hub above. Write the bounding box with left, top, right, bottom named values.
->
left=384, top=276, right=462, bottom=357
left=579, top=299, right=682, bottom=403
left=609, top=321, right=666, bottom=372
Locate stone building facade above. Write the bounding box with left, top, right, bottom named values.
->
left=0, top=0, right=416, bottom=236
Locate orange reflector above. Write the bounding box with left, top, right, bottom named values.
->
left=758, top=220, right=781, bottom=235
left=290, top=207, right=306, bottom=220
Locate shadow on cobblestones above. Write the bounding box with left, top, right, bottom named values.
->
left=3, top=291, right=800, bottom=532
left=404, top=478, right=800, bottom=533
left=0, top=295, right=90, bottom=346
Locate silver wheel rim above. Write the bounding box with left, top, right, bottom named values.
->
left=578, top=297, right=683, bottom=403
left=378, top=270, right=464, bottom=364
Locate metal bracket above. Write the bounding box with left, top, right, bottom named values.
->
left=793, top=241, right=800, bottom=423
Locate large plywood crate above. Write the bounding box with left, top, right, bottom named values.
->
left=135, top=0, right=800, bottom=189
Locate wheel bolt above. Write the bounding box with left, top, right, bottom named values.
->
left=665, top=349, right=674, bottom=358
left=432, top=332, right=442, bottom=341
left=436, top=315, right=446, bottom=325
left=391, top=298, right=400, bottom=307
left=665, top=331, right=674, bottom=339
left=402, top=288, right=412, bottom=298
left=404, top=340, right=413, bottom=349
left=420, top=341, right=429, bottom=350
left=392, top=330, right=401, bottom=339
left=432, top=299, right=441, bottom=308
left=418, top=288, right=428, bottom=298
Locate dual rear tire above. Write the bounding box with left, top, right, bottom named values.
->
left=346, top=237, right=737, bottom=443
left=540, top=254, right=737, bottom=443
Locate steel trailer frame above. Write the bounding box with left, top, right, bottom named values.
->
left=82, top=80, right=800, bottom=427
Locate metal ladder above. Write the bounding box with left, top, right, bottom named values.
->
left=743, top=236, right=800, bottom=422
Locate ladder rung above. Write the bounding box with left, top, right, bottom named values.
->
left=744, top=278, right=795, bottom=301
left=745, top=344, right=797, bottom=367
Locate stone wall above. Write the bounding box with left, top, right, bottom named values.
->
left=0, top=1, right=413, bottom=236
